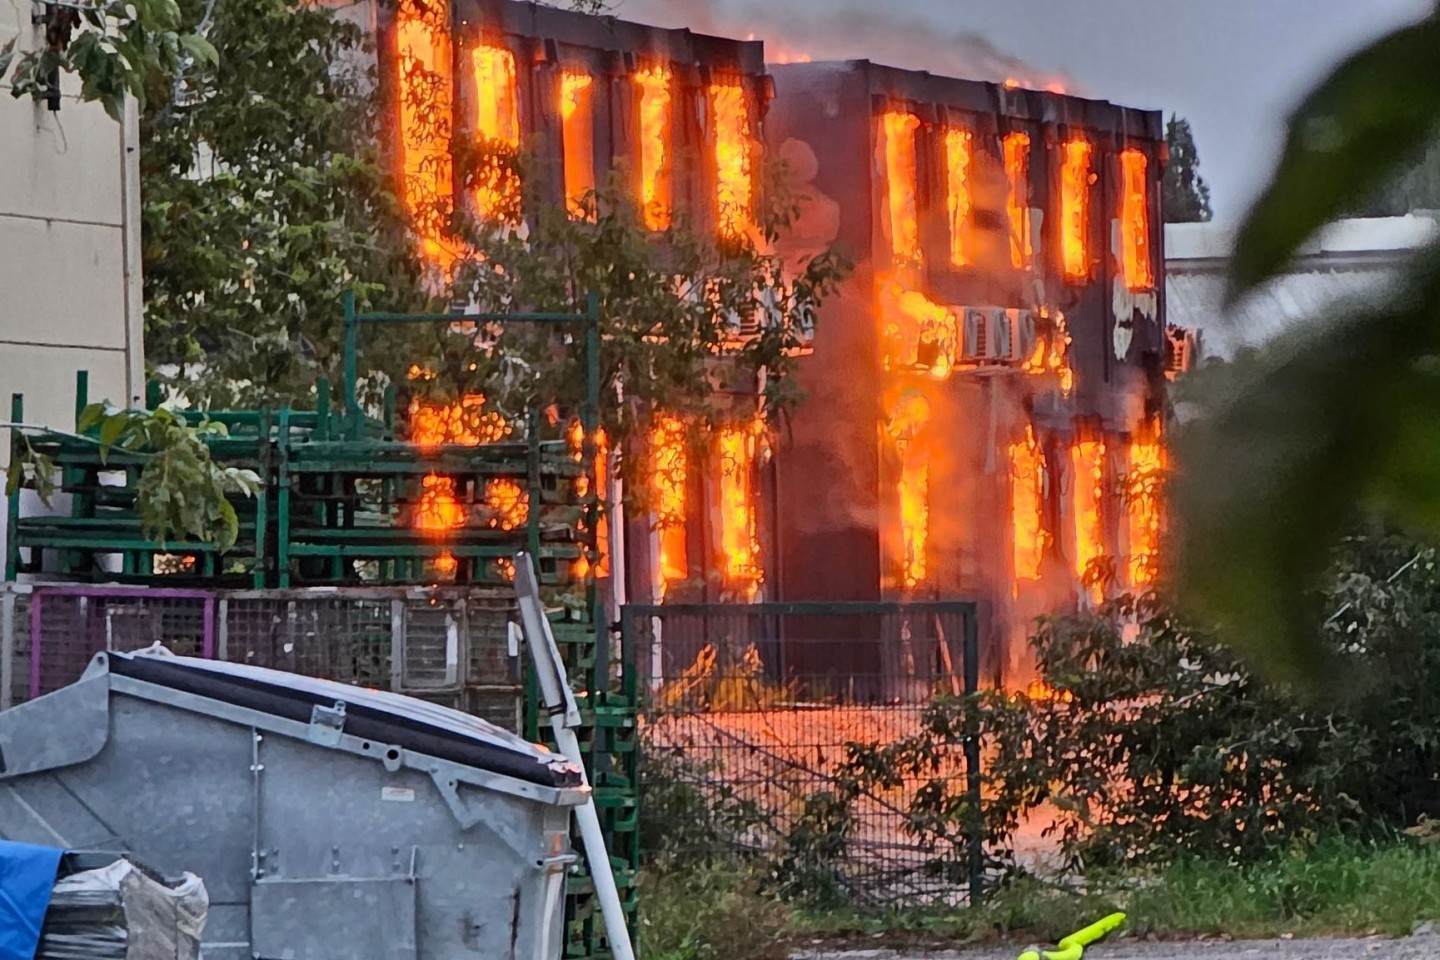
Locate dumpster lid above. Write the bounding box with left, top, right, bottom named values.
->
left=104, top=650, right=584, bottom=789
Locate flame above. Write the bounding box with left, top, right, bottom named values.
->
left=561, top=71, right=596, bottom=219
left=1061, top=138, right=1092, bottom=281
left=1009, top=425, right=1047, bottom=591
left=879, top=279, right=957, bottom=379
left=636, top=65, right=673, bottom=231
left=395, top=0, right=454, bottom=269
left=718, top=420, right=764, bottom=600
left=652, top=415, right=689, bottom=593
left=1126, top=426, right=1164, bottom=588
left=1026, top=680, right=1074, bottom=703
left=1023, top=309, right=1075, bottom=396
left=1120, top=149, right=1154, bottom=290
left=1070, top=438, right=1107, bottom=604
left=769, top=44, right=812, bottom=64
left=484, top=478, right=528, bottom=531
left=710, top=78, right=754, bottom=240
left=944, top=128, right=973, bottom=268
left=569, top=420, right=610, bottom=579
left=880, top=111, right=921, bottom=263
left=471, top=43, right=521, bottom=222
left=409, top=394, right=511, bottom=577
left=1004, top=131, right=1032, bottom=270
left=887, top=392, right=931, bottom=590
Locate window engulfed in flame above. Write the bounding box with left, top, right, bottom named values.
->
left=718, top=421, right=764, bottom=600
left=1127, top=428, right=1164, bottom=589
left=710, top=78, right=753, bottom=240
left=560, top=71, right=596, bottom=219
left=652, top=415, right=688, bottom=594
left=887, top=392, right=931, bottom=590
left=944, top=128, right=973, bottom=267
left=1120, top=149, right=1154, bottom=290
left=395, top=0, right=454, bottom=269
left=636, top=65, right=673, bottom=231
left=1061, top=139, right=1092, bottom=282
left=1070, top=439, right=1107, bottom=605
left=880, top=280, right=956, bottom=379
left=409, top=394, right=512, bottom=577
left=472, top=43, right=521, bottom=223
left=1010, top=425, right=1047, bottom=591
left=1004, top=131, right=1032, bottom=270
left=881, top=111, right=921, bottom=263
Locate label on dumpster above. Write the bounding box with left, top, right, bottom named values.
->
left=381, top=787, right=416, bottom=802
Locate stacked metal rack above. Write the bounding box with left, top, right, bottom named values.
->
left=5, top=294, right=640, bottom=960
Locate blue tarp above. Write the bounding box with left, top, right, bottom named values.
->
left=0, top=840, right=62, bottom=960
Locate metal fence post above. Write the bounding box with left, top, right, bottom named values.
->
left=963, top=603, right=983, bottom=905
left=1, top=585, right=14, bottom=710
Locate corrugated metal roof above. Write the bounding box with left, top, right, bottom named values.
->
left=1164, top=217, right=1434, bottom=358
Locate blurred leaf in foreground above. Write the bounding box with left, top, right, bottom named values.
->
left=1176, top=9, right=1440, bottom=678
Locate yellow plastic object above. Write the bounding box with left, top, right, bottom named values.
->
left=1016, top=912, right=1127, bottom=960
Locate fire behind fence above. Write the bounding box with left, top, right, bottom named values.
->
left=2, top=585, right=989, bottom=905
left=623, top=601, right=986, bottom=905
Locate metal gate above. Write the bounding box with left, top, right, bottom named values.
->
left=622, top=600, right=986, bottom=904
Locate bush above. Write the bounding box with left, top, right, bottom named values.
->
left=640, top=859, right=791, bottom=960
left=842, top=533, right=1440, bottom=875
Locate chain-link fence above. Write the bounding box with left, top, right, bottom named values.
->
left=624, top=601, right=985, bottom=906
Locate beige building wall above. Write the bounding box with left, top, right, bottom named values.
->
left=1, top=0, right=144, bottom=563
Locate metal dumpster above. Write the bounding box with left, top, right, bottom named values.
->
left=0, top=647, right=587, bottom=960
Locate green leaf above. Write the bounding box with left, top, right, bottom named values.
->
left=77, top=402, right=108, bottom=433
left=179, top=33, right=219, bottom=67
left=1228, top=15, right=1440, bottom=304
left=97, top=411, right=130, bottom=461
left=4, top=458, right=20, bottom=497
left=1175, top=242, right=1440, bottom=679
left=0, top=35, right=16, bottom=79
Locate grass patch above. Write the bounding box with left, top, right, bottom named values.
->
left=644, top=841, right=1440, bottom=960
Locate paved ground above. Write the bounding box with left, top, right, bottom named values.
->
left=796, top=936, right=1439, bottom=960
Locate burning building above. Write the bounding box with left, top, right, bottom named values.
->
left=377, top=0, right=1175, bottom=685
left=764, top=62, right=1170, bottom=684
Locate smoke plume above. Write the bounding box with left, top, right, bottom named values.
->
left=611, top=0, right=1079, bottom=94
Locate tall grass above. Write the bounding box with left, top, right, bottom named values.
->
left=641, top=841, right=1440, bottom=960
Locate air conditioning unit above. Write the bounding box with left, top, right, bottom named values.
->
left=962, top=307, right=993, bottom=361
left=1164, top=325, right=1198, bottom=378
left=997, top=308, right=1037, bottom=363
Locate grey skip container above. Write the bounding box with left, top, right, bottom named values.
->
left=0, top=647, right=588, bottom=960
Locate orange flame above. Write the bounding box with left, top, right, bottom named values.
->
left=395, top=0, right=454, bottom=269
left=561, top=70, right=596, bottom=219
left=1126, top=426, right=1164, bottom=589
left=484, top=477, right=528, bottom=531
left=636, top=65, right=673, bottom=231
left=880, top=111, right=921, bottom=263
left=944, top=128, right=973, bottom=268
left=718, top=421, right=764, bottom=600
left=879, top=279, right=957, bottom=379
left=1061, top=138, right=1092, bottom=282
left=887, top=392, right=931, bottom=590
left=710, top=78, right=754, bottom=240
left=1004, top=131, right=1032, bottom=270
left=652, top=415, right=689, bottom=593
left=1026, top=680, right=1075, bottom=703
left=569, top=420, right=610, bottom=579
left=409, top=394, right=511, bottom=577
left=1120, top=149, right=1154, bottom=290
left=1071, top=438, right=1107, bottom=604
left=1010, top=425, right=1047, bottom=591
left=471, top=43, right=521, bottom=222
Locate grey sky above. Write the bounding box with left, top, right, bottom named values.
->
left=617, top=0, right=1432, bottom=220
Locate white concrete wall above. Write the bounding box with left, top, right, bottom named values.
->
left=1, top=0, right=144, bottom=563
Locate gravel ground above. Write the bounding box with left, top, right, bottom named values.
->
left=795, top=935, right=1440, bottom=960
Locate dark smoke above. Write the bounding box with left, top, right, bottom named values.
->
left=612, top=0, right=1080, bottom=93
